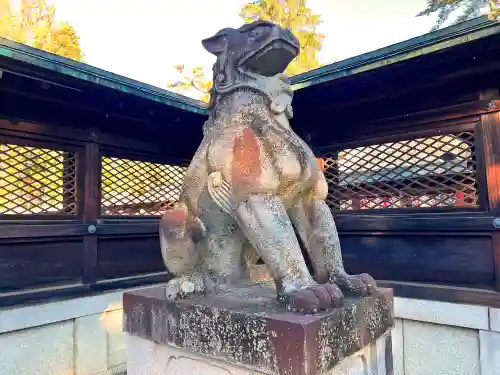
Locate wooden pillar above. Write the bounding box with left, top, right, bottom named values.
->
left=81, top=141, right=101, bottom=284
left=352, top=196, right=361, bottom=210
left=480, top=89, right=500, bottom=291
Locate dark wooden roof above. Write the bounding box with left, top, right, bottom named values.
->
left=0, top=38, right=208, bottom=159
left=0, top=37, right=207, bottom=114
left=289, top=17, right=500, bottom=145
left=290, top=17, right=499, bottom=88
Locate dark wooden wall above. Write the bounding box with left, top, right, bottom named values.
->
left=287, top=32, right=500, bottom=307
left=1, top=95, right=500, bottom=307
left=4, top=99, right=497, bottom=308
left=311, top=89, right=500, bottom=307
left=2, top=30, right=500, bottom=308
left=0, top=118, right=186, bottom=306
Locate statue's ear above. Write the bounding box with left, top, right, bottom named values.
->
left=202, top=33, right=227, bottom=55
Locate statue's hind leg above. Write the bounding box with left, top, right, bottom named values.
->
left=235, top=195, right=344, bottom=313
left=197, top=189, right=250, bottom=288
left=163, top=190, right=250, bottom=300
left=288, top=198, right=377, bottom=296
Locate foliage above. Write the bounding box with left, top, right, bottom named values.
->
left=100, top=157, right=186, bottom=215
left=167, top=0, right=326, bottom=101
left=167, top=64, right=213, bottom=103
left=0, top=1, right=84, bottom=213
left=239, top=0, right=325, bottom=76
left=0, top=142, right=186, bottom=215
left=0, top=0, right=84, bottom=61
left=418, top=0, right=499, bottom=31
left=0, top=144, right=67, bottom=214
left=491, top=0, right=500, bottom=19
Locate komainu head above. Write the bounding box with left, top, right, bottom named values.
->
left=202, top=21, right=300, bottom=105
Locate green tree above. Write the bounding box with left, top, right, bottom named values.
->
left=39, top=20, right=84, bottom=61
left=0, top=1, right=86, bottom=214
left=167, top=64, right=212, bottom=103
left=100, top=156, right=187, bottom=216
left=167, top=0, right=326, bottom=101
left=418, top=0, right=499, bottom=31
left=239, top=0, right=325, bottom=76
left=0, top=0, right=84, bottom=61
left=0, top=143, right=69, bottom=214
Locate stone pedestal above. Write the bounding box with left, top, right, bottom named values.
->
left=123, top=284, right=394, bottom=375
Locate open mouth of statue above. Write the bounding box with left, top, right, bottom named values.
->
left=241, top=39, right=299, bottom=77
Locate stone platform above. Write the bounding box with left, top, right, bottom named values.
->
left=123, top=284, right=394, bottom=375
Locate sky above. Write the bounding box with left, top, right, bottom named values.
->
left=46, top=0, right=440, bottom=95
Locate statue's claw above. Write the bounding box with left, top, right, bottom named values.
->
left=165, top=274, right=206, bottom=300
left=330, top=273, right=377, bottom=297
left=279, top=284, right=344, bottom=314
left=321, top=283, right=345, bottom=306
left=207, top=171, right=234, bottom=215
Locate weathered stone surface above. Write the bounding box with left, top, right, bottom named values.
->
left=403, top=320, right=480, bottom=375
left=479, top=330, right=500, bottom=375
left=158, top=21, right=378, bottom=314
left=123, top=284, right=394, bottom=375
left=0, top=320, right=74, bottom=375
left=126, top=333, right=392, bottom=375
left=392, top=318, right=404, bottom=375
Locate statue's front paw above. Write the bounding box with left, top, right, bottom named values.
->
left=280, top=284, right=344, bottom=314
left=165, top=275, right=205, bottom=300
left=331, top=273, right=377, bottom=296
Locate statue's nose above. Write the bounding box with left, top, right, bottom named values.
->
left=284, top=28, right=294, bottom=39
left=283, top=28, right=298, bottom=45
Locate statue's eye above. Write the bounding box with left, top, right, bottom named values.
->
left=249, top=26, right=268, bottom=38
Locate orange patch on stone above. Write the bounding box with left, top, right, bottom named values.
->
left=231, top=128, right=262, bottom=186
left=316, top=157, right=325, bottom=172
left=162, top=208, right=186, bottom=225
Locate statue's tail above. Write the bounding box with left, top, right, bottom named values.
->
left=159, top=202, right=203, bottom=277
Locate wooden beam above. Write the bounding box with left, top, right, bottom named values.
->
left=0, top=119, right=162, bottom=154
left=0, top=272, right=170, bottom=307
left=479, top=92, right=500, bottom=291
left=313, top=117, right=482, bottom=153
left=0, top=224, right=87, bottom=239
left=82, top=142, right=100, bottom=284
left=0, top=221, right=160, bottom=238
left=363, top=99, right=499, bottom=129
left=334, top=214, right=494, bottom=232
left=96, top=222, right=159, bottom=235
left=480, top=108, right=500, bottom=215
left=378, top=280, right=500, bottom=308
left=494, top=233, right=500, bottom=293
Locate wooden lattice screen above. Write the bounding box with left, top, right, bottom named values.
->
left=0, top=140, right=188, bottom=218
left=321, top=130, right=479, bottom=211
left=100, top=155, right=186, bottom=216
left=0, top=142, right=77, bottom=216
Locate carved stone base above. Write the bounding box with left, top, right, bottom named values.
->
left=123, top=284, right=394, bottom=375
left=126, top=332, right=392, bottom=375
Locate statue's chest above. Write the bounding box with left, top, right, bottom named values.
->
left=206, top=123, right=322, bottom=189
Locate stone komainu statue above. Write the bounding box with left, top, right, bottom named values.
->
left=159, top=21, right=376, bottom=313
